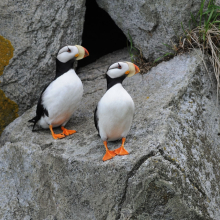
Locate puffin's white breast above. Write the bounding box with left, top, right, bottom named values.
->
left=38, top=69, right=83, bottom=128
left=97, top=83, right=134, bottom=141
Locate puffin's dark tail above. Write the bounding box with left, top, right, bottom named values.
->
left=28, top=116, right=38, bottom=131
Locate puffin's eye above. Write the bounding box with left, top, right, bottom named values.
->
left=118, top=63, right=122, bottom=69
left=67, top=48, right=71, bottom=52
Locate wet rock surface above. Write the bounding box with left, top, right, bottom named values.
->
left=0, top=49, right=220, bottom=219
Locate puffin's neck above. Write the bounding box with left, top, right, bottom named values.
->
left=55, top=58, right=75, bottom=79
left=106, top=74, right=126, bottom=90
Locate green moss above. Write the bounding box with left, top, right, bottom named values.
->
left=0, top=35, right=18, bottom=135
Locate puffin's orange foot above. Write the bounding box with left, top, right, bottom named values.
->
left=52, top=133, right=65, bottom=140
left=49, top=125, right=65, bottom=139
left=114, top=146, right=129, bottom=156
left=103, top=150, right=116, bottom=161
left=61, top=126, right=76, bottom=136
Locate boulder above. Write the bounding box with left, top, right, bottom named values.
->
left=0, top=0, right=86, bottom=129
left=0, top=49, right=220, bottom=219
left=96, top=0, right=205, bottom=60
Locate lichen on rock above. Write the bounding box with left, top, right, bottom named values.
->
left=0, top=35, right=18, bottom=135
left=0, top=89, right=19, bottom=135
left=0, top=35, right=14, bottom=76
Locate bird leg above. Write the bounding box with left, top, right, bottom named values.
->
left=61, top=126, right=76, bottom=136
left=114, top=137, right=129, bottom=155
left=102, top=141, right=116, bottom=161
left=49, top=125, right=65, bottom=139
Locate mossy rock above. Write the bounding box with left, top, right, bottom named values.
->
left=0, top=35, right=18, bottom=135
left=0, top=35, right=14, bottom=76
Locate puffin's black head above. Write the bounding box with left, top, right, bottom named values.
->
left=106, top=61, right=140, bottom=90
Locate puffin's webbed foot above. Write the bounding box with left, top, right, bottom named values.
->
left=114, top=137, right=129, bottom=156
left=49, top=125, right=65, bottom=139
left=53, top=133, right=65, bottom=139
left=103, top=150, right=116, bottom=161
left=103, top=141, right=116, bottom=161
left=61, top=126, right=76, bottom=136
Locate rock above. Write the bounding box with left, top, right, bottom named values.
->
left=1, top=49, right=220, bottom=219
left=0, top=0, right=86, bottom=116
left=96, top=0, right=205, bottom=60
left=0, top=36, right=19, bottom=135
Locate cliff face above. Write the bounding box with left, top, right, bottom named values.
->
left=0, top=49, right=219, bottom=220
left=1, top=0, right=212, bottom=139
left=0, top=0, right=206, bottom=120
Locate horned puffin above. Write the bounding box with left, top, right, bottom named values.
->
left=29, top=45, right=89, bottom=139
left=94, top=61, right=140, bottom=161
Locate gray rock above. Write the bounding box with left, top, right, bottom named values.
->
left=0, top=0, right=86, bottom=114
left=96, top=0, right=206, bottom=60
left=0, top=49, right=220, bottom=219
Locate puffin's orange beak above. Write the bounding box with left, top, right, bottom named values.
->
left=134, top=64, right=140, bottom=74
left=84, top=48, right=89, bottom=58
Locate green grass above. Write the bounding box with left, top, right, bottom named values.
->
left=153, top=0, right=220, bottom=108
left=154, top=43, right=175, bottom=63
left=188, top=0, right=220, bottom=41
left=127, top=0, right=220, bottom=83
left=127, top=31, right=138, bottom=63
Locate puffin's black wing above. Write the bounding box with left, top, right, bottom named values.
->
left=28, top=83, right=50, bottom=131
left=94, top=105, right=99, bottom=135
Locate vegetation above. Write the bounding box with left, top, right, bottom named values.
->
left=127, top=32, right=159, bottom=74
left=182, top=0, right=220, bottom=102
left=128, top=0, right=220, bottom=104
left=127, top=32, right=137, bottom=63
left=127, top=0, right=220, bottom=92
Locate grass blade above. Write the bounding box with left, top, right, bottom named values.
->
left=163, top=43, right=173, bottom=49
left=199, top=0, right=206, bottom=26
left=190, top=13, right=198, bottom=26
left=181, top=22, right=187, bottom=35
left=154, top=53, right=173, bottom=63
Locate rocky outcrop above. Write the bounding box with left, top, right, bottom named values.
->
left=96, top=0, right=205, bottom=60
left=1, top=49, right=220, bottom=220
left=0, top=0, right=86, bottom=116
left=0, top=0, right=207, bottom=135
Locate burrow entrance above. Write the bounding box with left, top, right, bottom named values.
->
left=77, top=0, right=128, bottom=68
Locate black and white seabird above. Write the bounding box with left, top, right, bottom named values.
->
left=94, top=61, right=140, bottom=161
left=29, top=45, right=89, bottom=139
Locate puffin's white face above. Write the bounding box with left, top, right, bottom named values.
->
left=57, top=45, right=89, bottom=63
left=107, top=61, right=140, bottom=78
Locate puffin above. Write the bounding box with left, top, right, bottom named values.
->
left=29, top=45, right=89, bottom=139
left=94, top=61, right=140, bottom=161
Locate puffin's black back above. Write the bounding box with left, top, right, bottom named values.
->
left=94, top=106, right=99, bottom=135
left=28, top=84, right=49, bottom=130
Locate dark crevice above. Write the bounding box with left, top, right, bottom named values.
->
left=78, top=0, right=128, bottom=69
